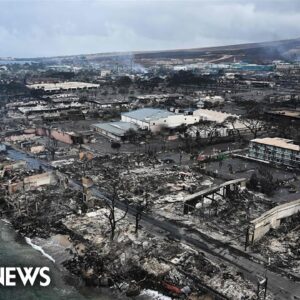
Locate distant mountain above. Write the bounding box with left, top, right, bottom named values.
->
left=131, top=37, right=300, bottom=63
left=10, top=37, right=300, bottom=63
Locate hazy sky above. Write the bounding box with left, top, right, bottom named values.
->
left=1, top=0, right=300, bottom=58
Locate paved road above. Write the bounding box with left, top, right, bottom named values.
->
left=6, top=146, right=300, bottom=300
left=91, top=188, right=300, bottom=300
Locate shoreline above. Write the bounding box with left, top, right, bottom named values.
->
left=0, top=217, right=161, bottom=300
left=25, top=236, right=56, bottom=263
left=0, top=218, right=124, bottom=300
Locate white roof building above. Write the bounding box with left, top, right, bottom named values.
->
left=193, top=109, right=245, bottom=129
left=27, top=82, right=99, bottom=91
left=250, top=137, right=300, bottom=152
left=121, top=108, right=200, bottom=132
left=121, top=108, right=175, bottom=130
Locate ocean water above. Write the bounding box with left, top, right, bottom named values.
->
left=0, top=220, right=116, bottom=300
left=0, top=60, right=34, bottom=65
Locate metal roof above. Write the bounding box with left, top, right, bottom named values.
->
left=184, top=178, right=246, bottom=203
left=122, top=108, right=174, bottom=122
left=92, top=121, right=138, bottom=137
left=27, top=82, right=99, bottom=91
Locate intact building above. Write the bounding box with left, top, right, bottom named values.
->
left=248, top=137, right=300, bottom=168
left=91, top=121, right=139, bottom=141
left=121, top=108, right=174, bottom=130
left=27, top=82, right=99, bottom=92
left=121, top=108, right=200, bottom=132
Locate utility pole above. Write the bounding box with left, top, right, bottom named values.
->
left=179, top=151, right=183, bottom=165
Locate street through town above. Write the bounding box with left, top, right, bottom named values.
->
left=6, top=146, right=300, bottom=300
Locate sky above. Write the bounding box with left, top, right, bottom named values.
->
left=0, top=0, right=300, bottom=58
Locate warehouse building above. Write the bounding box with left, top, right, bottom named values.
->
left=91, top=121, right=139, bottom=141
left=121, top=108, right=174, bottom=130
left=27, top=81, right=99, bottom=92
left=121, top=108, right=200, bottom=132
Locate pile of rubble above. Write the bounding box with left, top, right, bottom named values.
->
left=2, top=186, right=86, bottom=238
left=177, top=190, right=276, bottom=247
left=252, top=213, right=300, bottom=275
left=58, top=152, right=209, bottom=207
left=0, top=152, right=273, bottom=298
left=62, top=206, right=258, bottom=299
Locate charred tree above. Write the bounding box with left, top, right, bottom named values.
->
left=104, top=180, right=128, bottom=240
left=134, top=194, right=149, bottom=235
